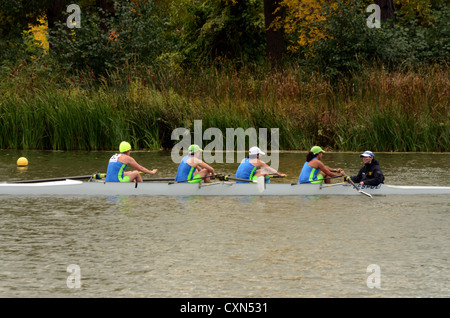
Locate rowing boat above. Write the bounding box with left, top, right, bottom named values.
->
left=1, top=179, right=449, bottom=196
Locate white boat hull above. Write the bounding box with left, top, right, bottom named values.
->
left=1, top=180, right=449, bottom=196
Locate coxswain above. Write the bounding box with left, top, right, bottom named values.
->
left=344, top=151, right=385, bottom=186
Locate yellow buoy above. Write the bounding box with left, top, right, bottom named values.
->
left=17, top=157, right=29, bottom=167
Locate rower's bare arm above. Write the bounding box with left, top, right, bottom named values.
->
left=190, top=157, right=204, bottom=172
left=321, top=163, right=341, bottom=177
left=258, top=161, right=286, bottom=177
left=127, top=157, right=157, bottom=174
left=318, top=162, right=332, bottom=175
left=325, top=165, right=344, bottom=175
left=199, top=161, right=215, bottom=174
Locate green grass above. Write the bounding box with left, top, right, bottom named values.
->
left=0, top=61, right=448, bottom=151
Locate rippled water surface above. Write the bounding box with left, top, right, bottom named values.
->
left=0, top=151, right=449, bottom=297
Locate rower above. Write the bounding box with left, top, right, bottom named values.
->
left=344, top=151, right=385, bottom=186
left=174, top=144, right=215, bottom=183
left=105, top=141, right=158, bottom=183
left=298, top=146, right=343, bottom=184
left=235, top=146, right=286, bottom=183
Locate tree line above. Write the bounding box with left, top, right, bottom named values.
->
left=1, top=0, right=448, bottom=76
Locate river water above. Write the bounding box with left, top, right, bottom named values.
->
left=0, top=150, right=448, bottom=298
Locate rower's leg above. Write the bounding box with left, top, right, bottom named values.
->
left=319, top=172, right=328, bottom=184
left=195, top=170, right=211, bottom=183
left=125, top=171, right=142, bottom=182
left=254, top=171, right=270, bottom=183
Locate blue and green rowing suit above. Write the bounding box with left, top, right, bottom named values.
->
left=235, top=158, right=258, bottom=183
left=105, top=154, right=130, bottom=182
left=235, top=158, right=270, bottom=183
left=298, top=158, right=324, bottom=184
left=175, top=156, right=202, bottom=183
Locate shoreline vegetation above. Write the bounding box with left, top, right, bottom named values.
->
left=1, top=62, right=448, bottom=152
left=0, top=1, right=448, bottom=152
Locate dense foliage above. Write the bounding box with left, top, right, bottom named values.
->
left=0, top=0, right=448, bottom=151
left=1, top=0, right=448, bottom=73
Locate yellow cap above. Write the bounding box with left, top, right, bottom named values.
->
left=119, top=141, right=132, bottom=153
left=17, top=157, right=28, bottom=167
left=310, top=146, right=325, bottom=155
left=188, top=144, right=203, bottom=153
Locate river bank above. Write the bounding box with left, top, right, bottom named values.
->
left=1, top=63, right=448, bottom=152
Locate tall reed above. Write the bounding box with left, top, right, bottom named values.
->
left=0, top=62, right=448, bottom=151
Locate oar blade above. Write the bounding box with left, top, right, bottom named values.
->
left=359, top=190, right=373, bottom=198
left=256, top=176, right=265, bottom=193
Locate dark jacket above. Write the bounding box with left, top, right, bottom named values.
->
left=350, top=159, right=385, bottom=186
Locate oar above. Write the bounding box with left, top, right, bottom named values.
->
left=344, top=175, right=373, bottom=198
left=259, top=174, right=288, bottom=193
left=222, top=176, right=253, bottom=182
left=142, top=177, right=176, bottom=182
left=168, top=174, right=222, bottom=184
left=266, top=174, right=287, bottom=178
left=256, top=176, right=265, bottom=193
left=12, top=174, right=100, bottom=184
left=291, top=175, right=344, bottom=185
left=320, top=182, right=346, bottom=188
left=224, top=176, right=266, bottom=193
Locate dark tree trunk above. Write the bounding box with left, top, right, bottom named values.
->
left=96, top=0, right=115, bottom=13
left=46, top=0, right=67, bottom=31
left=375, top=0, right=395, bottom=21
left=46, top=0, right=68, bottom=50
left=96, top=0, right=116, bottom=32
left=264, top=0, right=285, bottom=69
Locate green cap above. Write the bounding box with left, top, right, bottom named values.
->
left=119, top=141, right=132, bottom=153
left=188, top=144, right=203, bottom=153
left=310, top=146, right=325, bottom=154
